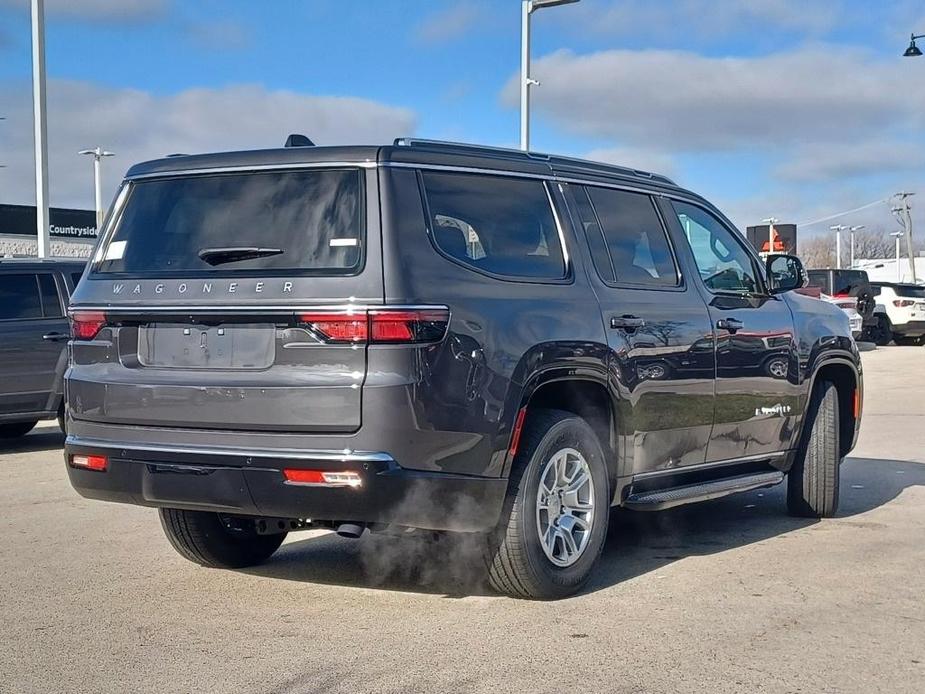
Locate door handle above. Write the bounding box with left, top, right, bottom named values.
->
left=610, top=315, right=646, bottom=330
left=42, top=332, right=69, bottom=342
left=716, top=318, right=744, bottom=333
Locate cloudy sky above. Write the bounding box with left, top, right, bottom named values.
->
left=1, top=0, right=924, bottom=236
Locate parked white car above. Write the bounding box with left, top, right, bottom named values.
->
left=821, top=294, right=863, bottom=339
left=867, top=282, right=925, bottom=346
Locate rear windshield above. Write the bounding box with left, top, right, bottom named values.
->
left=892, top=285, right=925, bottom=298
left=94, top=169, right=363, bottom=276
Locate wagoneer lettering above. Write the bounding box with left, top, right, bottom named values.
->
left=65, top=139, right=862, bottom=600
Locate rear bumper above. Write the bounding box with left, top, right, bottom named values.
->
left=893, top=320, right=925, bottom=336
left=64, top=436, right=508, bottom=533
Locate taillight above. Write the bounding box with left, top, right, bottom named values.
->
left=298, top=311, right=368, bottom=343
left=69, top=454, right=108, bottom=471
left=69, top=311, right=107, bottom=340
left=298, top=308, right=449, bottom=344
left=893, top=299, right=915, bottom=307
left=369, top=308, right=449, bottom=344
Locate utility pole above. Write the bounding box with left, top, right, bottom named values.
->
left=830, top=225, right=847, bottom=269
left=893, top=192, right=917, bottom=284
left=31, top=0, right=50, bottom=258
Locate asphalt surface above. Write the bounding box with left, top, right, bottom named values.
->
left=2, top=346, right=924, bottom=693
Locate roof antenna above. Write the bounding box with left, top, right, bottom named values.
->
left=285, top=134, right=315, bottom=148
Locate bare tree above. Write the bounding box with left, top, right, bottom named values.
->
left=799, top=235, right=835, bottom=269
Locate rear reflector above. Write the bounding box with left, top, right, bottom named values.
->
left=70, top=311, right=107, bottom=340
left=508, top=407, right=528, bottom=458
left=854, top=388, right=861, bottom=419
left=298, top=307, right=449, bottom=344
left=283, top=469, right=362, bottom=488
left=69, top=454, right=108, bottom=471
left=893, top=299, right=915, bottom=307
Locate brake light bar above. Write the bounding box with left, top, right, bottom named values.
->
left=70, top=311, right=107, bottom=340
left=69, top=454, right=108, bottom=472
left=283, top=469, right=362, bottom=488
left=298, top=307, right=449, bottom=344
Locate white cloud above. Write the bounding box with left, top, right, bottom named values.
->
left=414, top=3, right=482, bottom=44
left=0, top=79, right=416, bottom=208
left=568, top=0, right=842, bottom=39
left=774, top=141, right=925, bottom=183
left=584, top=146, right=677, bottom=180
left=503, top=46, right=925, bottom=151
left=0, top=0, right=168, bottom=23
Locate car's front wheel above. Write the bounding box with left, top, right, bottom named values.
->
left=787, top=380, right=841, bottom=518
left=486, top=409, right=610, bottom=599
left=159, top=508, right=286, bottom=569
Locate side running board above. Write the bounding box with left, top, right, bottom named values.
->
left=624, top=470, right=785, bottom=511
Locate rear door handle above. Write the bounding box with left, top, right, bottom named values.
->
left=610, top=315, right=646, bottom=330
left=716, top=318, right=744, bottom=333
left=42, top=332, right=68, bottom=342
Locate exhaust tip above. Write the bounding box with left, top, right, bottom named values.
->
left=335, top=522, right=366, bottom=539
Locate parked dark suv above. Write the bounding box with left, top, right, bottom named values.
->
left=0, top=258, right=85, bottom=438
left=64, top=139, right=862, bottom=599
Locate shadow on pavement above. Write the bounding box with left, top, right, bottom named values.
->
left=0, top=428, right=65, bottom=455
left=246, top=456, right=924, bottom=599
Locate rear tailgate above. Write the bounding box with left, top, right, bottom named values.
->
left=68, top=166, right=383, bottom=434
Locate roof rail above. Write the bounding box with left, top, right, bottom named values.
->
left=392, top=137, right=675, bottom=185
left=393, top=138, right=550, bottom=161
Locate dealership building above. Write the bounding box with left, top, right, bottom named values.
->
left=0, top=204, right=97, bottom=258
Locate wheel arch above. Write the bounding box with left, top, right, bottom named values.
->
left=806, top=357, right=861, bottom=458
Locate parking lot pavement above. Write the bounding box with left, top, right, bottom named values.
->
left=1, top=347, right=923, bottom=694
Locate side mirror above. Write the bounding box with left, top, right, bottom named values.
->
left=766, top=254, right=807, bottom=294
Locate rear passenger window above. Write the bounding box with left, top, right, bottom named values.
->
left=421, top=172, right=565, bottom=280
left=38, top=274, right=63, bottom=317
left=580, top=187, right=678, bottom=287
left=0, top=274, right=43, bottom=320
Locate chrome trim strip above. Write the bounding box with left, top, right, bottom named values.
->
left=386, top=160, right=551, bottom=181
left=125, top=161, right=378, bottom=180
left=544, top=180, right=570, bottom=272
left=69, top=303, right=449, bottom=315
left=632, top=451, right=788, bottom=481
left=65, top=435, right=395, bottom=463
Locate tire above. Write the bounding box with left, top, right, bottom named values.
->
left=871, top=315, right=892, bottom=346
left=0, top=421, right=38, bottom=439
left=787, top=381, right=841, bottom=518
left=57, top=404, right=66, bottom=434
left=486, top=409, right=610, bottom=600
left=158, top=508, right=286, bottom=569
left=893, top=335, right=921, bottom=346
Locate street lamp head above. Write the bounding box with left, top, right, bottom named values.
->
left=849, top=225, right=865, bottom=232
left=890, top=231, right=905, bottom=238
left=904, top=35, right=923, bottom=57
left=531, top=0, right=580, bottom=9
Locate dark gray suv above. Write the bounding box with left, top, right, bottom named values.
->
left=64, top=139, right=862, bottom=599
left=0, top=258, right=85, bottom=438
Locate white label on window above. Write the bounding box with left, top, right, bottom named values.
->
left=329, top=238, right=358, bottom=247
left=104, top=240, right=127, bottom=260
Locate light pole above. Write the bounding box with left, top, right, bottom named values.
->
left=78, top=147, right=115, bottom=229
left=891, top=231, right=905, bottom=281
left=520, top=0, right=580, bottom=151
left=848, top=225, right=864, bottom=268
left=762, top=217, right=779, bottom=256
left=830, top=224, right=847, bottom=269
left=31, top=0, right=50, bottom=258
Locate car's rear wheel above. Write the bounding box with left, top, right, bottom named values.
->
left=0, top=421, right=38, bottom=439
left=869, top=315, right=893, bottom=346
left=158, top=508, right=286, bottom=569
left=787, top=380, right=841, bottom=518
left=893, top=335, right=923, bottom=346
left=486, top=409, right=609, bottom=600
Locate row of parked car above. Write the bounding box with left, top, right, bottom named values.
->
left=805, top=268, right=925, bottom=346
